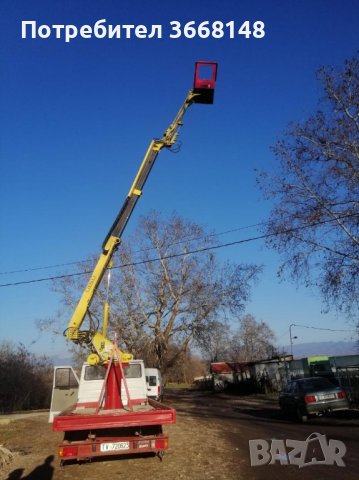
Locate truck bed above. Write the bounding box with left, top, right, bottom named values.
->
left=53, top=398, right=176, bottom=432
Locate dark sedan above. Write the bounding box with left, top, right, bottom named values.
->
left=279, top=377, right=349, bottom=422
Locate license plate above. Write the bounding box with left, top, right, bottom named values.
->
left=318, top=394, right=335, bottom=400
left=100, top=441, right=130, bottom=452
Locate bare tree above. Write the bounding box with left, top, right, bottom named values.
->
left=195, top=319, right=232, bottom=362
left=164, top=346, right=207, bottom=384
left=257, top=54, right=359, bottom=319
left=229, top=314, right=276, bottom=362
left=44, top=211, right=261, bottom=373
left=108, top=212, right=261, bottom=373
left=0, top=342, right=53, bottom=412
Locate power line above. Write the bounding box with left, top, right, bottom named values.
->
left=1, top=211, right=357, bottom=278
left=0, top=221, right=267, bottom=276
left=0, top=232, right=269, bottom=287
left=290, top=323, right=357, bottom=333
left=0, top=214, right=356, bottom=289
left=276, top=329, right=292, bottom=340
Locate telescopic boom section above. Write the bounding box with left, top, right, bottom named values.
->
left=65, top=62, right=217, bottom=365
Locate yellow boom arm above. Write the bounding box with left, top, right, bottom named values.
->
left=65, top=63, right=217, bottom=365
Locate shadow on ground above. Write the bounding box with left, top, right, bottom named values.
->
left=6, top=455, right=54, bottom=480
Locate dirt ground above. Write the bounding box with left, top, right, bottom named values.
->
left=0, top=391, right=244, bottom=480
left=1, top=390, right=358, bottom=480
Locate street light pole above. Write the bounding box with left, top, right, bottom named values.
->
left=289, top=324, right=297, bottom=357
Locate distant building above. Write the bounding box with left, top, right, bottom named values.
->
left=210, top=362, right=251, bottom=392
left=210, top=355, right=292, bottom=393
left=210, top=354, right=359, bottom=403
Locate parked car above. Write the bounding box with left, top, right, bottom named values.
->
left=145, top=368, right=163, bottom=402
left=279, top=377, right=349, bottom=422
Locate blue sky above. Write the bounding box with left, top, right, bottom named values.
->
left=0, top=0, right=358, bottom=359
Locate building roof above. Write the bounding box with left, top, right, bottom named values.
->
left=210, top=362, right=249, bottom=374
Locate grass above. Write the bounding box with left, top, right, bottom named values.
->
left=165, top=383, right=193, bottom=389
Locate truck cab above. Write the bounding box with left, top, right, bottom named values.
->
left=49, top=360, right=148, bottom=422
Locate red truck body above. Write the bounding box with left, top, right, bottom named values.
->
left=53, top=398, right=176, bottom=462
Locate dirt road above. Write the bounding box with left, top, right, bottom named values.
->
left=0, top=390, right=358, bottom=480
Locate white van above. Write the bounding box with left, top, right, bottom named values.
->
left=145, top=368, right=162, bottom=401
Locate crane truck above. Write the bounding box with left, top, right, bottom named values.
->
left=49, top=61, right=218, bottom=464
